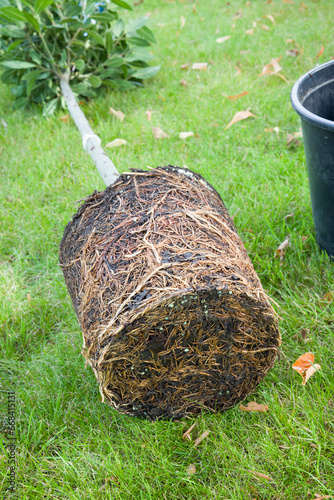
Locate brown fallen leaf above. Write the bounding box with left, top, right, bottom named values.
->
left=303, top=364, right=321, bottom=385
left=27, top=293, right=31, bottom=301
left=259, top=57, right=282, bottom=77
left=234, top=9, right=242, bottom=19
left=287, top=132, right=301, bottom=147
left=265, top=126, right=280, bottom=134
left=191, top=62, right=208, bottom=71
left=180, top=16, right=186, bottom=29
left=316, top=46, right=324, bottom=59
left=224, top=109, right=256, bottom=131
left=226, top=91, right=249, bottom=101
left=145, top=110, right=152, bottom=121
left=266, top=14, right=275, bottom=23
left=285, top=38, right=295, bottom=44
left=246, top=28, right=254, bottom=35
left=180, top=63, right=190, bottom=69
left=310, top=496, right=332, bottom=500
left=246, top=470, right=273, bottom=481
left=235, top=65, right=241, bottom=76
left=216, top=35, right=231, bottom=44
left=179, top=132, right=194, bottom=139
left=109, top=107, right=125, bottom=121
left=180, top=78, right=188, bottom=87
left=239, top=401, right=269, bottom=413
left=193, top=430, right=209, bottom=447
left=283, top=211, right=294, bottom=220
left=105, top=138, right=127, bottom=148
left=293, top=328, right=311, bottom=343
left=183, top=422, right=196, bottom=441
left=59, top=114, right=70, bottom=124
left=186, top=464, right=196, bottom=475
left=286, top=48, right=299, bottom=57
left=152, top=127, right=169, bottom=139
left=275, top=235, right=291, bottom=260
left=292, top=352, right=315, bottom=383
left=261, top=24, right=270, bottom=31
left=321, top=291, right=333, bottom=303
left=283, top=0, right=294, bottom=3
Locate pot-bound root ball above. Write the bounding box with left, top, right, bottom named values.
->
left=59, top=166, right=280, bottom=420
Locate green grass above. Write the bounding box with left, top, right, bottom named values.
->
left=1, top=0, right=334, bottom=498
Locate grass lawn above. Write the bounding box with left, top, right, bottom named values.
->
left=1, top=0, right=334, bottom=498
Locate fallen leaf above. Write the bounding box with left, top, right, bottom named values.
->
left=224, top=109, right=256, bottom=130
left=186, top=464, right=196, bottom=475
left=303, top=364, right=321, bottom=385
left=109, top=107, right=125, bottom=121
left=293, top=328, right=311, bottom=343
left=310, top=496, right=332, bottom=500
left=179, top=132, right=194, bottom=139
left=275, top=235, right=291, bottom=260
left=261, top=24, right=270, bottom=31
left=226, top=91, right=249, bottom=101
left=145, top=110, right=152, bottom=121
left=183, top=422, right=196, bottom=441
left=193, top=430, right=209, bottom=447
left=216, top=35, right=231, bottom=44
left=287, top=132, right=301, bottom=147
left=246, top=470, right=273, bottom=481
left=316, top=46, right=324, bottom=59
left=59, top=114, right=69, bottom=124
left=235, top=65, right=241, bottom=76
left=321, top=291, right=333, bottom=303
left=180, top=63, right=190, bottom=69
left=180, top=16, right=186, bottom=29
left=239, top=401, right=269, bottom=413
left=287, top=48, right=299, bottom=57
left=301, top=236, right=308, bottom=242
left=180, top=78, right=187, bottom=87
left=265, top=126, right=280, bottom=134
left=27, top=293, right=31, bottom=301
left=192, top=4, right=197, bottom=13
left=246, top=28, right=254, bottom=35
left=105, top=139, right=127, bottom=148
left=234, top=9, right=242, bottom=19
left=285, top=38, right=295, bottom=44
left=292, top=352, right=314, bottom=379
left=152, top=127, right=169, bottom=139
left=266, top=14, right=275, bottom=23
left=259, top=57, right=282, bottom=77
left=191, top=62, right=208, bottom=71
left=283, top=0, right=294, bottom=3
left=283, top=211, right=294, bottom=220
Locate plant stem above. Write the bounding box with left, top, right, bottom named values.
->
left=60, top=72, right=120, bottom=186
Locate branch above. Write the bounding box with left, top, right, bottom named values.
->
left=60, top=72, right=120, bottom=186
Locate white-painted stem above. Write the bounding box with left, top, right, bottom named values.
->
left=60, top=72, right=120, bottom=186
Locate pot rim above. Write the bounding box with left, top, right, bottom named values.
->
left=291, top=59, right=334, bottom=132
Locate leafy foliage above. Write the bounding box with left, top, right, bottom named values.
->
left=0, top=0, right=160, bottom=114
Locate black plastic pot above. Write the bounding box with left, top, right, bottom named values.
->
left=291, top=60, right=334, bottom=257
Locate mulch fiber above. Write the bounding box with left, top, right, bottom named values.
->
left=59, top=165, right=281, bottom=420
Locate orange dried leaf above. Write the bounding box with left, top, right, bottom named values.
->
left=321, top=291, right=333, bottom=303
left=292, top=352, right=315, bottom=384
left=287, top=49, right=299, bottom=57
left=239, top=401, right=269, bottom=413
left=224, top=109, right=256, bottom=131
left=59, top=114, right=69, bottom=124
left=302, top=364, right=321, bottom=385
left=261, top=24, right=270, bottom=31
left=246, top=28, right=254, bottom=35
left=259, top=57, right=282, bottom=77
left=109, top=107, right=125, bottom=121
left=275, top=235, right=291, bottom=260
left=180, top=78, right=187, bottom=87
left=180, top=63, right=190, bottom=69
left=235, top=65, right=241, bottom=76
left=193, top=430, right=209, bottom=447
left=145, top=110, right=152, bottom=121
left=226, top=91, right=249, bottom=101
left=316, top=46, right=324, bottom=59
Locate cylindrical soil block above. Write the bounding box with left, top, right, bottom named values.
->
left=60, top=166, right=280, bottom=420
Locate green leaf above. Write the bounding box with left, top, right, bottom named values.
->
left=111, top=0, right=132, bottom=11
left=71, top=82, right=89, bottom=94
left=23, top=11, right=40, bottom=31
left=42, top=98, right=58, bottom=116
left=21, top=69, right=44, bottom=81
left=114, top=79, right=136, bottom=90
left=74, top=59, right=85, bottom=72
left=105, top=32, right=113, bottom=54
left=124, top=47, right=154, bottom=63
left=137, top=25, right=156, bottom=44
left=7, top=38, right=25, bottom=52
left=0, top=25, right=25, bottom=37
left=88, top=75, right=102, bottom=88
left=26, top=74, right=37, bottom=96
left=91, top=12, right=116, bottom=23
left=131, top=65, right=160, bottom=80
left=0, top=6, right=26, bottom=22
left=128, top=36, right=150, bottom=47
left=34, top=0, right=54, bottom=16
left=86, top=29, right=105, bottom=46
left=112, top=19, right=124, bottom=37
left=125, top=17, right=148, bottom=34
left=0, top=60, right=37, bottom=69
left=1, top=69, right=18, bottom=84
left=104, top=56, right=124, bottom=68
left=12, top=96, right=28, bottom=110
